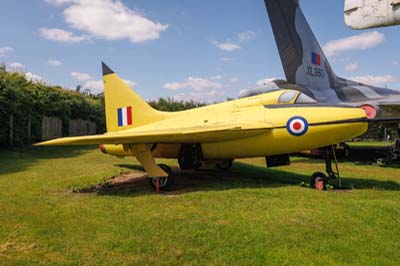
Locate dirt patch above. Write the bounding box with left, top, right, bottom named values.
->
left=73, top=168, right=249, bottom=196
left=73, top=171, right=149, bottom=195
left=0, top=242, right=13, bottom=254
left=0, top=241, right=37, bottom=254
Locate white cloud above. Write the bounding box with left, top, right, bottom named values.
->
left=394, top=61, right=399, bottom=66
left=163, top=77, right=225, bottom=91
left=210, top=75, right=222, bottom=81
left=48, top=59, right=63, bottom=66
left=323, top=31, right=384, bottom=57
left=0, top=47, right=13, bottom=56
left=256, top=77, right=279, bottom=86
left=82, top=79, right=103, bottom=94
left=213, top=30, right=255, bottom=52
left=4, top=63, right=47, bottom=84
left=214, top=42, right=240, bottom=52
left=45, top=0, right=74, bottom=6
left=25, top=72, right=46, bottom=83
left=71, top=71, right=92, bottom=81
left=79, top=78, right=135, bottom=94
left=124, top=79, right=136, bottom=87
left=345, top=63, right=359, bottom=72
left=238, top=31, right=256, bottom=42
left=165, top=75, right=237, bottom=102
left=351, top=75, right=397, bottom=85
left=43, top=0, right=168, bottom=44
left=173, top=90, right=221, bottom=103
left=7, top=62, right=25, bottom=70
left=39, top=28, right=89, bottom=43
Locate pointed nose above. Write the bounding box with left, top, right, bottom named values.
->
left=307, top=106, right=368, bottom=144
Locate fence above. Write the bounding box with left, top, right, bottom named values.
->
left=42, top=116, right=62, bottom=141
left=2, top=116, right=97, bottom=148
left=3, top=114, right=34, bottom=147
left=69, top=119, right=97, bottom=136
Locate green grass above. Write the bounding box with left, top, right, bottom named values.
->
left=0, top=147, right=399, bottom=266
left=347, top=141, right=391, bottom=147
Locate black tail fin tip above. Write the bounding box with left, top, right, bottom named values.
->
left=102, top=62, right=114, bottom=76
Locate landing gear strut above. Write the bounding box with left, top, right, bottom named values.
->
left=148, top=164, right=175, bottom=192
left=310, top=146, right=341, bottom=190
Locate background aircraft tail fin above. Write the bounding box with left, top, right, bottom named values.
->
left=263, top=0, right=338, bottom=101
left=102, top=62, right=165, bottom=132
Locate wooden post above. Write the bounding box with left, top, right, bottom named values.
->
left=28, top=114, right=31, bottom=144
left=9, top=114, right=13, bottom=146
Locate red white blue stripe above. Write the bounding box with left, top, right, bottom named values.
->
left=117, top=106, right=133, bottom=127
left=311, top=52, right=321, bottom=66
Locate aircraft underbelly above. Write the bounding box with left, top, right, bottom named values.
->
left=103, top=119, right=366, bottom=160
left=201, top=122, right=367, bottom=159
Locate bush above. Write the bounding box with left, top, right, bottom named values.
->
left=0, top=66, right=206, bottom=148
left=149, top=97, right=205, bottom=112
left=0, top=66, right=105, bottom=148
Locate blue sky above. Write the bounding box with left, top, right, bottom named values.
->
left=0, top=0, right=399, bottom=102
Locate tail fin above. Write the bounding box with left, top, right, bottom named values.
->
left=102, top=62, right=164, bottom=132
left=263, top=0, right=340, bottom=102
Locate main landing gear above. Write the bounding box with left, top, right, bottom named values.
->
left=216, top=159, right=234, bottom=170
left=148, top=164, right=175, bottom=192
left=310, top=146, right=341, bottom=190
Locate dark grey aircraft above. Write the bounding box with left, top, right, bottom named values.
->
left=242, top=0, right=400, bottom=118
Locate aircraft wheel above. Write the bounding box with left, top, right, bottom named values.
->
left=216, top=159, right=233, bottom=170
left=148, top=164, right=174, bottom=191
left=310, top=172, right=327, bottom=190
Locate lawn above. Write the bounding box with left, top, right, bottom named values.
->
left=347, top=141, right=391, bottom=147
left=0, top=146, right=399, bottom=266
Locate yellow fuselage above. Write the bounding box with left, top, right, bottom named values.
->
left=102, top=90, right=367, bottom=159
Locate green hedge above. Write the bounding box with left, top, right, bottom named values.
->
left=0, top=66, right=105, bottom=148
left=0, top=65, right=207, bottom=148
left=149, top=97, right=205, bottom=112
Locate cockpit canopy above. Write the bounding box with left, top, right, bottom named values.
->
left=238, top=82, right=281, bottom=99
left=278, top=91, right=317, bottom=104
left=238, top=80, right=317, bottom=105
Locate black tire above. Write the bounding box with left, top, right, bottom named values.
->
left=310, top=172, right=327, bottom=190
left=148, top=164, right=174, bottom=191
left=216, top=159, right=233, bottom=170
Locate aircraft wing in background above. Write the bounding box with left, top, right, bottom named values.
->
left=345, top=0, right=400, bottom=30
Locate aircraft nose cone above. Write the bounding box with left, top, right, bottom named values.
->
left=361, top=104, right=377, bottom=119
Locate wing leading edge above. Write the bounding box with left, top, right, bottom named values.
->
left=35, top=122, right=273, bottom=146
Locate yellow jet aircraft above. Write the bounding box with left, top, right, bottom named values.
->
left=36, top=63, right=370, bottom=191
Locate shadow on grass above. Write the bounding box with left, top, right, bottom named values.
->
left=0, top=146, right=95, bottom=175
left=293, top=157, right=400, bottom=169
left=74, top=162, right=400, bottom=196
left=115, top=164, right=145, bottom=172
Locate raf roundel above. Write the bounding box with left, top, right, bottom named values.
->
left=286, top=116, right=309, bottom=136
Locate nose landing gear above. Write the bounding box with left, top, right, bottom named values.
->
left=310, top=146, right=341, bottom=190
